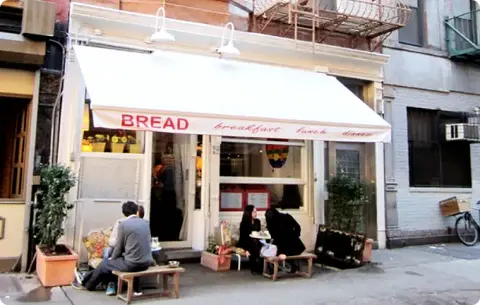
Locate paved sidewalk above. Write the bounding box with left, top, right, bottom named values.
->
left=2, top=244, right=480, bottom=305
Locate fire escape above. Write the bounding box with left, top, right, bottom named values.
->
left=248, top=0, right=411, bottom=51
left=445, top=9, right=480, bottom=62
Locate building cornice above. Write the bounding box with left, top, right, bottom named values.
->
left=69, top=3, right=389, bottom=81
left=0, top=32, right=46, bottom=65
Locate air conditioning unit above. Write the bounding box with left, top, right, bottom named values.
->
left=21, top=0, right=56, bottom=39
left=445, top=123, right=480, bottom=141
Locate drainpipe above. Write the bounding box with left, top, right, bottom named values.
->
left=49, top=39, right=66, bottom=165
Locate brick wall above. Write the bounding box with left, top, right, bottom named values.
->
left=261, top=22, right=373, bottom=51
left=34, top=71, right=60, bottom=174
left=70, top=0, right=380, bottom=52
left=72, top=0, right=234, bottom=26
left=390, top=86, right=480, bottom=239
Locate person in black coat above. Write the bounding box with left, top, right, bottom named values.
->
left=237, top=205, right=262, bottom=274
left=265, top=207, right=306, bottom=273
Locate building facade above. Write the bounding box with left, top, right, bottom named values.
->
left=0, top=0, right=68, bottom=271
left=383, top=0, right=480, bottom=247
left=58, top=0, right=409, bottom=265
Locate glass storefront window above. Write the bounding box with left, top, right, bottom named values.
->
left=219, top=138, right=306, bottom=211
left=81, top=101, right=145, bottom=154
left=219, top=183, right=304, bottom=210
left=220, top=140, right=302, bottom=178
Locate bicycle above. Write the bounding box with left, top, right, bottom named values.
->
left=455, top=201, right=480, bottom=246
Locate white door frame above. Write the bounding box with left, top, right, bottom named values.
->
left=147, top=133, right=197, bottom=249
left=207, top=136, right=221, bottom=235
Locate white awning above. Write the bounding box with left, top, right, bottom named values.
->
left=74, top=45, right=391, bottom=143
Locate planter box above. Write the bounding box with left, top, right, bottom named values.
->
left=200, top=251, right=231, bottom=272
left=36, top=245, right=79, bottom=287
left=314, top=226, right=366, bottom=269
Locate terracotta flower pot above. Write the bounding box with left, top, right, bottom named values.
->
left=36, top=245, right=79, bottom=287
left=200, top=251, right=231, bottom=272
left=362, top=238, right=374, bottom=263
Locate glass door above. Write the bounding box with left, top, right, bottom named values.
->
left=150, top=132, right=196, bottom=248
left=325, top=142, right=366, bottom=228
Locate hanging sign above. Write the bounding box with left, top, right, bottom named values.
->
left=265, top=139, right=289, bottom=169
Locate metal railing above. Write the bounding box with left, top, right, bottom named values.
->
left=445, top=9, right=480, bottom=59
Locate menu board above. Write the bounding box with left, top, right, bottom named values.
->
left=247, top=192, right=270, bottom=209
left=220, top=192, right=243, bottom=210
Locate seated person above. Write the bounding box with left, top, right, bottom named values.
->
left=104, top=205, right=146, bottom=260
left=236, top=205, right=262, bottom=274
left=137, top=205, right=145, bottom=219
left=100, top=204, right=147, bottom=294
left=73, top=201, right=153, bottom=295
left=265, top=207, right=306, bottom=273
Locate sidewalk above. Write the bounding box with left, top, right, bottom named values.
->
left=2, top=243, right=480, bottom=305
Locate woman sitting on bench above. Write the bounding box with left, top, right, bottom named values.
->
left=265, top=208, right=305, bottom=273
left=237, top=205, right=263, bottom=274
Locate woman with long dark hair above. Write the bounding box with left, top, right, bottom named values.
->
left=265, top=207, right=305, bottom=273
left=237, top=205, right=262, bottom=274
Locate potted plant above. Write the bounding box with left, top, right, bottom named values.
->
left=200, top=235, right=232, bottom=271
left=90, top=134, right=107, bottom=152
left=127, top=135, right=141, bottom=153
left=111, top=134, right=127, bottom=153
left=34, top=164, right=78, bottom=287
left=315, top=175, right=370, bottom=269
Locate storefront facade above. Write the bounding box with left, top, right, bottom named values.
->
left=61, top=3, right=391, bottom=263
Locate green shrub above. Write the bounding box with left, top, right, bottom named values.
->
left=34, top=164, right=77, bottom=252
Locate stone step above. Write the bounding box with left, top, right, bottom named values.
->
left=163, top=248, right=202, bottom=262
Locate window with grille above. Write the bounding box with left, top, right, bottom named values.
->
left=407, top=107, right=471, bottom=188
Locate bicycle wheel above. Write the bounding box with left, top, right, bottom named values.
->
left=455, top=213, right=479, bottom=246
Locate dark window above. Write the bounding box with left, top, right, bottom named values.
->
left=398, top=1, right=423, bottom=46
left=407, top=107, right=471, bottom=188
left=0, top=6, right=22, bottom=34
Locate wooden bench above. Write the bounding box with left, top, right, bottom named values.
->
left=113, top=265, right=185, bottom=304
left=263, top=253, right=317, bottom=281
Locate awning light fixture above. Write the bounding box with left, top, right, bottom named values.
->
left=216, top=22, right=240, bottom=56
left=149, top=7, right=175, bottom=43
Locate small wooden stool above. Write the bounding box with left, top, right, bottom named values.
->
left=113, top=266, right=185, bottom=304
left=263, top=253, right=316, bottom=281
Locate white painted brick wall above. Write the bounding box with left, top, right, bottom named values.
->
left=392, top=87, right=480, bottom=233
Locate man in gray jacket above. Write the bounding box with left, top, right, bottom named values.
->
left=74, top=201, right=153, bottom=294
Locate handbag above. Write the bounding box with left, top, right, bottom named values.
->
left=260, top=240, right=278, bottom=258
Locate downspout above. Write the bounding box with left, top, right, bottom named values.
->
left=384, top=137, right=390, bottom=248
left=49, top=39, right=66, bottom=165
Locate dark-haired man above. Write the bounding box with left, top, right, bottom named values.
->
left=73, top=201, right=153, bottom=295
